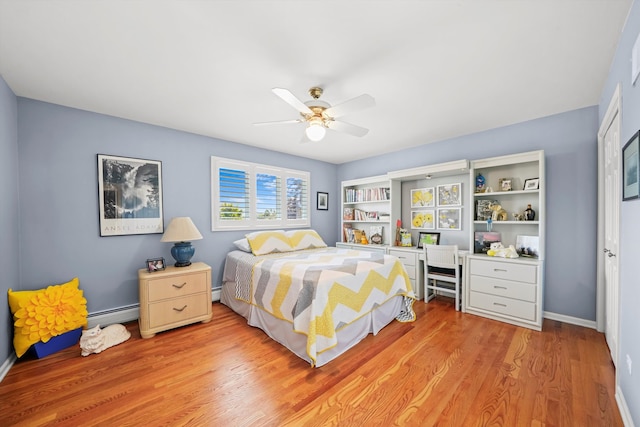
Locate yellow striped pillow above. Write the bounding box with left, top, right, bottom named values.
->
left=286, top=229, right=327, bottom=251
left=245, top=230, right=293, bottom=255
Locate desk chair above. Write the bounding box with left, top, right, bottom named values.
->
left=424, top=244, right=461, bottom=311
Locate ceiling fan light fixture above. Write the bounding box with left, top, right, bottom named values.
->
left=305, top=121, right=326, bottom=142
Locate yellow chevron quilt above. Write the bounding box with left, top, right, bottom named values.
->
left=249, top=248, right=415, bottom=365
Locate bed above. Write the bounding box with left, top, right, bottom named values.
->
left=220, top=229, right=416, bottom=367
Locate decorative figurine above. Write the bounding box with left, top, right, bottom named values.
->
left=488, top=202, right=508, bottom=221
left=524, top=204, right=536, bottom=221
left=475, top=174, right=486, bottom=193
left=80, top=324, right=131, bottom=356
left=487, top=242, right=519, bottom=259
left=360, top=231, right=369, bottom=245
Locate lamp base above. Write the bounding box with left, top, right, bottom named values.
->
left=171, top=242, right=195, bottom=267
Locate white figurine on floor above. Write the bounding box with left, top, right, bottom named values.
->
left=80, top=324, right=131, bottom=356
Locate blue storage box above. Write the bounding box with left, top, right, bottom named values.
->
left=32, top=328, right=82, bottom=358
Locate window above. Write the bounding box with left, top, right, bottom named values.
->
left=212, top=157, right=310, bottom=231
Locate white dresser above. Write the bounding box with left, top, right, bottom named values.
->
left=465, top=255, right=542, bottom=330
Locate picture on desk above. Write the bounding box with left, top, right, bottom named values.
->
left=417, top=232, right=440, bottom=249
left=516, top=235, right=540, bottom=258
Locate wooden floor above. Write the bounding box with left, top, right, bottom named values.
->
left=0, top=298, right=623, bottom=427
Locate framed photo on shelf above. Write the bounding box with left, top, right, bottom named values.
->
left=417, top=232, right=440, bottom=249
left=97, top=154, right=163, bottom=236
left=411, top=187, right=435, bottom=208
left=411, top=210, right=435, bottom=229
left=623, top=130, right=640, bottom=201
left=499, top=178, right=513, bottom=191
left=317, top=192, right=329, bottom=210
left=146, top=257, right=165, bottom=272
left=515, top=235, right=540, bottom=258
left=523, top=178, right=540, bottom=191
left=437, top=183, right=461, bottom=206
left=437, top=208, right=461, bottom=230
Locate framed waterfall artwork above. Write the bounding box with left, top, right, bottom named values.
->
left=97, top=154, right=164, bottom=236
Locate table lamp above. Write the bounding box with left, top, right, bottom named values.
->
left=160, top=217, right=203, bottom=267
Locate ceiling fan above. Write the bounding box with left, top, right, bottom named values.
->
left=254, top=87, right=375, bottom=142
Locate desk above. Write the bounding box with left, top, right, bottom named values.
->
left=337, top=243, right=467, bottom=302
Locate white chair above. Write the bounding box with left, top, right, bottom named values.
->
left=423, top=244, right=461, bottom=311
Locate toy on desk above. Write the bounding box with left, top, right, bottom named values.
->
left=360, top=231, right=369, bottom=245
left=486, top=242, right=519, bottom=259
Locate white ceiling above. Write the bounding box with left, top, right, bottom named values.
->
left=0, top=1, right=633, bottom=164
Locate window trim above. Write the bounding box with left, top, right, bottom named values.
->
left=211, top=156, right=310, bottom=231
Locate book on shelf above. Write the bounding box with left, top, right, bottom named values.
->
left=343, top=207, right=354, bottom=221
left=343, top=224, right=354, bottom=243
left=344, top=187, right=391, bottom=203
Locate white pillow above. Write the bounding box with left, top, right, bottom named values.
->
left=245, top=230, right=293, bottom=255
left=286, top=229, right=327, bottom=251
left=233, top=238, right=251, bottom=252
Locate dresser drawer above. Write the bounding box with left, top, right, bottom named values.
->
left=147, top=272, right=208, bottom=302
left=148, top=294, right=210, bottom=329
left=469, top=275, right=536, bottom=302
left=388, top=250, right=417, bottom=267
left=469, top=259, right=537, bottom=284
left=469, top=291, right=537, bottom=322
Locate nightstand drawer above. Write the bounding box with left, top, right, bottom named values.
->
left=148, top=294, right=210, bottom=329
left=469, top=275, right=536, bottom=302
left=469, top=259, right=537, bottom=284
left=469, top=291, right=537, bottom=321
left=147, top=272, right=208, bottom=302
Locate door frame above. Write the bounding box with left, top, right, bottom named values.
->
left=596, top=83, right=621, bottom=333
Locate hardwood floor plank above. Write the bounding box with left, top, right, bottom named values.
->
left=0, top=300, right=623, bottom=426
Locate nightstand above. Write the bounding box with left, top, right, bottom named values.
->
left=138, top=261, right=212, bottom=338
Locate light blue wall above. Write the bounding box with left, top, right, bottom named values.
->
left=599, top=0, right=640, bottom=422
left=16, top=98, right=339, bottom=314
left=338, top=107, right=599, bottom=320
left=0, top=76, right=19, bottom=363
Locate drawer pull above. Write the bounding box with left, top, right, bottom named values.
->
left=493, top=285, right=508, bottom=290
left=172, top=282, right=187, bottom=289
left=493, top=302, right=507, bottom=307
left=173, top=305, right=187, bottom=312
left=493, top=268, right=507, bottom=272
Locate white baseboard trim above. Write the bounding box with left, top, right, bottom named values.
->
left=0, top=353, right=17, bottom=383
left=616, top=385, right=635, bottom=427
left=543, top=311, right=597, bottom=329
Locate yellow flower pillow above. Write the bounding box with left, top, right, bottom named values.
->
left=286, top=229, right=327, bottom=251
left=8, top=277, right=88, bottom=358
left=245, top=230, right=293, bottom=255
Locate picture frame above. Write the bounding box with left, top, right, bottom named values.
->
left=437, top=183, right=462, bottom=206
left=317, top=192, right=329, bottom=210
left=411, top=187, right=435, bottom=208
left=437, top=208, right=462, bottom=230
left=146, top=257, right=165, bottom=272
left=411, top=210, right=435, bottom=229
left=523, top=178, right=540, bottom=191
left=623, top=131, right=640, bottom=201
left=515, top=235, right=540, bottom=258
left=417, top=232, right=440, bottom=249
left=499, top=178, right=512, bottom=191
left=97, top=154, right=163, bottom=236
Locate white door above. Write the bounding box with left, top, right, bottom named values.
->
left=602, top=103, right=621, bottom=368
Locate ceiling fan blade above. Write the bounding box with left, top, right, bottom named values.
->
left=272, top=88, right=313, bottom=115
left=253, top=119, right=303, bottom=126
left=326, top=120, right=369, bottom=137
left=324, top=94, right=375, bottom=118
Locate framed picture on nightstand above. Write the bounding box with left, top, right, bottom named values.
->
left=146, top=258, right=165, bottom=272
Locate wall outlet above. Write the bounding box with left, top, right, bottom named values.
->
left=626, top=354, right=632, bottom=375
